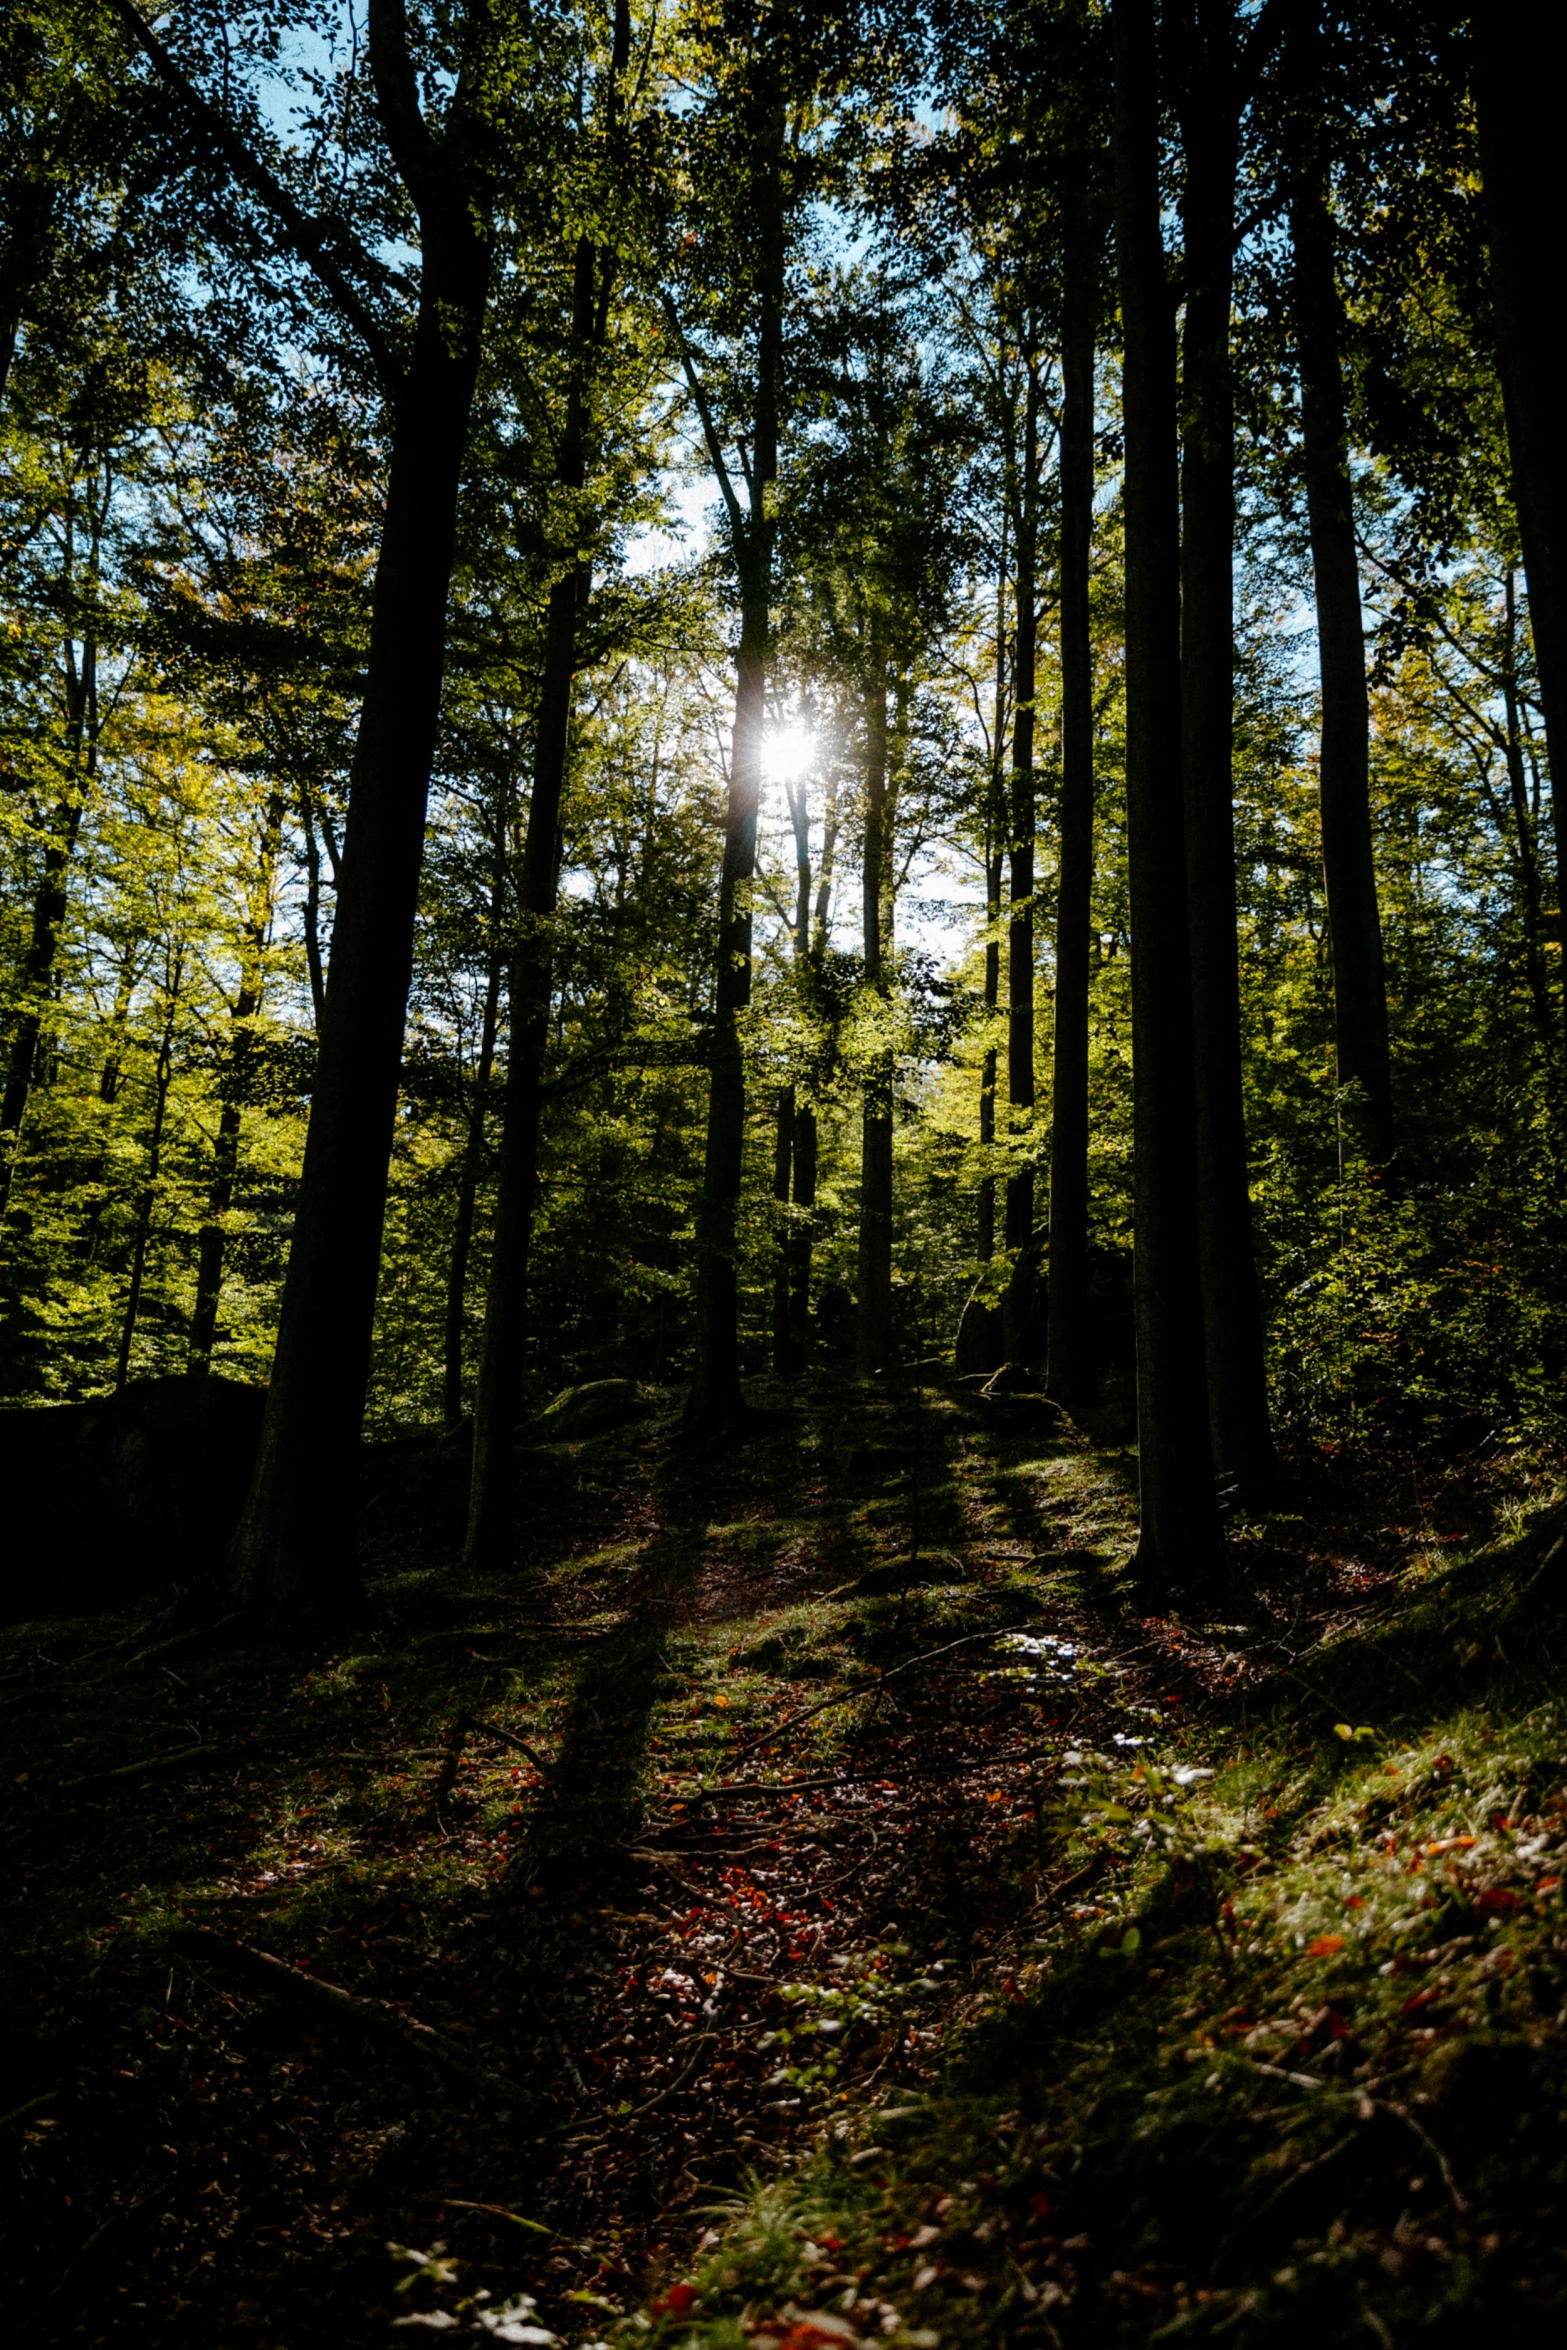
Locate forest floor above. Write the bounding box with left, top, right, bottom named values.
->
left=4, top=1368, right=1567, bottom=2349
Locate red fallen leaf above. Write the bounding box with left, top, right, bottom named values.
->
left=1401, top=1986, right=1439, bottom=2015
left=652, top=2284, right=700, bottom=2318
left=1343, top=1895, right=1366, bottom=1910
left=1536, top=1877, right=1562, bottom=1895
left=1324, top=2008, right=1350, bottom=2038
left=818, top=2234, right=843, bottom=2253
left=1306, top=1935, right=1345, bottom=1957
left=1477, top=1887, right=1523, bottom=1914
left=1030, top=2191, right=1052, bottom=2217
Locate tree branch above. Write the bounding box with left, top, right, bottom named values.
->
left=659, top=290, right=749, bottom=549
left=104, top=0, right=403, bottom=395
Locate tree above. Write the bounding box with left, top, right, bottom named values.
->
left=1111, top=0, right=1221, bottom=1591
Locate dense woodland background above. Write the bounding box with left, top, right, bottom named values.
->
left=2, top=0, right=1562, bottom=1568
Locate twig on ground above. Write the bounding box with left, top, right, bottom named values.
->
left=171, top=1926, right=535, bottom=2114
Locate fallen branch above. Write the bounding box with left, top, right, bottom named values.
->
left=171, top=1926, right=534, bottom=2114
left=726, top=1622, right=1035, bottom=1762
left=41, top=1743, right=237, bottom=1795
left=472, top=1716, right=558, bottom=1778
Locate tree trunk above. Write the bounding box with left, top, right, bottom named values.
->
left=190, top=790, right=286, bottom=1369
left=1, top=528, right=100, bottom=1212
left=771, top=1082, right=795, bottom=1370
left=857, top=670, right=893, bottom=1377
left=227, top=197, right=491, bottom=1619
left=1002, top=368, right=1040, bottom=1369
left=683, top=121, right=781, bottom=1431
left=1471, top=5, right=1567, bottom=1029
left=1178, top=4, right=1278, bottom=1498
left=116, top=954, right=183, bottom=1390
left=1288, top=30, right=1393, bottom=1163
left=463, top=239, right=598, bottom=1570
left=1112, top=0, right=1221, bottom=1592
left=441, top=901, right=503, bottom=1426
left=1046, top=197, right=1097, bottom=1414
left=0, top=162, right=54, bottom=409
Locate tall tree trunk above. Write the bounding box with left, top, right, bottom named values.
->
left=190, top=790, right=286, bottom=1369
left=1047, top=218, right=1098, bottom=1411
left=0, top=160, right=54, bottom=409
left=683, top=120, right=782, bottom=1432
left=1, top=520, right=100, bottom=1212
left=441, top=890, right=504, bottom=1426
left=116, top=954, right=183, bottom=1390
left=1178, top=3, right=1278, bottom=1498
left=771, top=1081, right=795, bottom=1369
left=1112, top=0, right=1221, bottom=1591
left=464, top=240, right=597, bottom=1570
left=1471, top=3, right=1567, bottom=1029
left=227, top=184, right=492, bottom=1618
left=774, top=769, right=814, bottom=1375
left=857, top=669, right=893, bottom=1377
left=979, top=533, right=1008, bottom=1268
left=1002, top=368, right=1040, bottom=1369
left=1288, top=24, right=1393, bottom=1164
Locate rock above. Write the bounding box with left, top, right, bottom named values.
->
left=955, top=1296, right=1005, bottom=1374
left=0, top=1375, right=267, bottom=1623
left=533, top=1378, right=650, bottom=1440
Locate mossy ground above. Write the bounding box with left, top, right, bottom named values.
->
left=3, top=1372, right=1565, bottom=2346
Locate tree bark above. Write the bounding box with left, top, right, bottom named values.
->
left=116, top=953, right=183, bottom=1389
left=1471, top=4, right=1567, bottom=1029
left=1002, top=367, right=1040, bottom=1370
left=1177, top=1, right=1278, bottom=1498
left=1046, top=215, right=1097, bottom=1412
left=190, top=790, right=286, bottom=1369
left=463, top=242, right=597, bottom=1570
left=1112, top=0, right=1221, bottom=1592
left=441, top=889, right=504, bottom=1427
left=682, top=114, right=782, bottom=1432
left=227, top=71, right=492, bottom=1615
left=1, top=517, right=100, bottom=1212
left=1288, top=21, right=1393, bottom=1163
left=857, top=670, right=893, bottom=1377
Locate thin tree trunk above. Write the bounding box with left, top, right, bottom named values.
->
left=441, top=893, right=504, bottom=1427
left=1046, top=196, right=1097, bottom=1413
left=774, top=768, right=814, bottom=1376
left=227, top=164, right=492, bottom=1617
left=1002, top=367, right=1040, bottom=1370
left=464, top=241, right=597, bottom=1569
left=1178, top=2, right=1278, bottom=1498
left=116, top=955, right=183, bottom=1390
left=300, top=785, right=329, bottom=1029
left=772, top=1081, right=795, bottom=1369
left=683, top=113, right=782, bottom=1433
left=1501, top=571, right=1552, bottom=1046
left=1288, top=22, right=1393, bottom=1163
left=979, top=533, right=1008, bottom=1269
left=191, top=790, right=286, bottom=1369
left=1112, top=0, right=1221, bottom=1591
left=1471, top=3, right=1567, bottom=1030
left=857, top=669, right=893, bottom=1377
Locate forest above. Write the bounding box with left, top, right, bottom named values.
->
left=5, top=0, right=1567, bottom=2342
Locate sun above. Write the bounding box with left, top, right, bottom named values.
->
left=762, top=724, right=816, bottom=787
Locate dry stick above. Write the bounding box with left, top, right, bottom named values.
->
left=471, top=1716, right=558, bottom=1778
left=171, top=1927, right=534, bottom=2114
left=1377, top=2096, right=1467, bottom=2214
left=659, top=1741, right=1055, bottom=1818
left=721, top=1622, right=1036, bottom=1766
left=51, top=1742, right=236, bottom=1793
